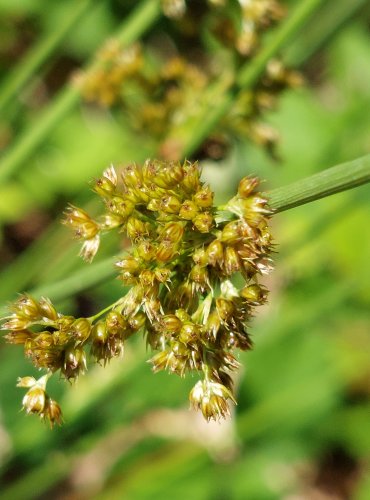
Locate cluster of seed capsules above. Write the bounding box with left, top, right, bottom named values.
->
left=162, top=0, right=285, bottom=56
left=2, top=160, right=273, bottom=424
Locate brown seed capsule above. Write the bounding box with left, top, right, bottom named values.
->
left=193, top=212, right=213, bottom=233
left=194, top=185, right=214, bottom=208
left=5, top=330, right=33, bottom=344
left=139, top=269, right=156, bottom=288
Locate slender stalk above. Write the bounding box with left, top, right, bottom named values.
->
left=0, top=0, right=161, bottom=184
left=7, top=154, right=367, bottom=307
left=0, top=0, right=98, bottom=115
left=236, top=0, right=324, bottom=88
left=284, top=0, right=368, bottom=66
left=268, top=154, right=370, bottom=213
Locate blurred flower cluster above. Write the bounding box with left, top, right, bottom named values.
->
left=2, top=160, right=273, bottom=424
left=75, top=0, right=301, bottom=160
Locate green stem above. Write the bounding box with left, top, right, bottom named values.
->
left=236, top=0, right=324, bottom=89
left=0, top=0, right=98, bottom=115
left=284, top=0, right=368, bottom=66
left=0, top=0, right=161, bottom=184
left=267, top=154, right=370, bottom=213
left=7, top=154, right=368, bottom=307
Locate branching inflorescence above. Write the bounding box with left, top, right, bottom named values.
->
left=2, top=160, right=274, bottom=426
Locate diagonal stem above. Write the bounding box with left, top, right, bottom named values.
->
left=0, top=0, right=161, bottom=184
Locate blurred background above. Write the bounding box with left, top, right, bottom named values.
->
left=0, top=1, right=369, bottom=499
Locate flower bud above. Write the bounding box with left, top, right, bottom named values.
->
left=240, top=284, right=267, bottom=303
left=101, top=213, right=124, bottom=229
left=14, top=295, right=41, bottom=320
left=106, top=311, right=127, bottom=336
left=182, top=162, right=201, bottom=192
left=39, top=297, right=58, bottom=321
left=152, top=268, right=168, bottom=284
left=136, top=240, right=156, bottom=261
left=193, top=212, right=213, bottom=233
left=71, top=318, right=91, bottom=343
left=179, top=322, right=199, bottom=343
left=216, top=298, right=234, bottom=321
left=42, top=398, right=63, bottom=427
left=121, top=163, right=143, bottom=188
left=91, top=321, right=108, bottom=345
left=160, top=314, right=182, bottom=333
left=194, top=185, right=214, bottom=208
left=63, top=347, right=87, bottom=379
left=126, top=217, right=149, bottom=241
left=116, top=255, right=141, bottom=274
left=160, top=195, right=182, bottom=214
left=129, top=311, right=146, bottom=332
left=179, top=199, right=199, bottom=220
left=206, top=239, right=224, bottom=266
left=224, top=246, right=240, bottom=274
left=192, top=248, right=208, bottom=266
left=237, top=176, right=259, bottom=198
left=158, top=222, right=184, bottom=244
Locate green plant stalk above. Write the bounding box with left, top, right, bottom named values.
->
left=181, top=0, right=325, bottom=157
left=4, top=153, right=366, bottom=308
left=268, top=154, right=370, bottom=212
left=0, top=0, right=161, bottom=184
left=0, top=0, right=98, bottom=115
left=284, top=0, right=368, bottom=66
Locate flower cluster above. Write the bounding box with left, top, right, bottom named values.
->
left=162, top=0, right=285, bottom=56
left=2, top=160, right=274, bottom=424
left=75, top=0, right=299, bottom=161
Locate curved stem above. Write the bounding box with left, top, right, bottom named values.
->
left=0, top=0, right=98, bottom=115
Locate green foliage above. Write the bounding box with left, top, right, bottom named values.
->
left=0, top=0, right=369, bottom=498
